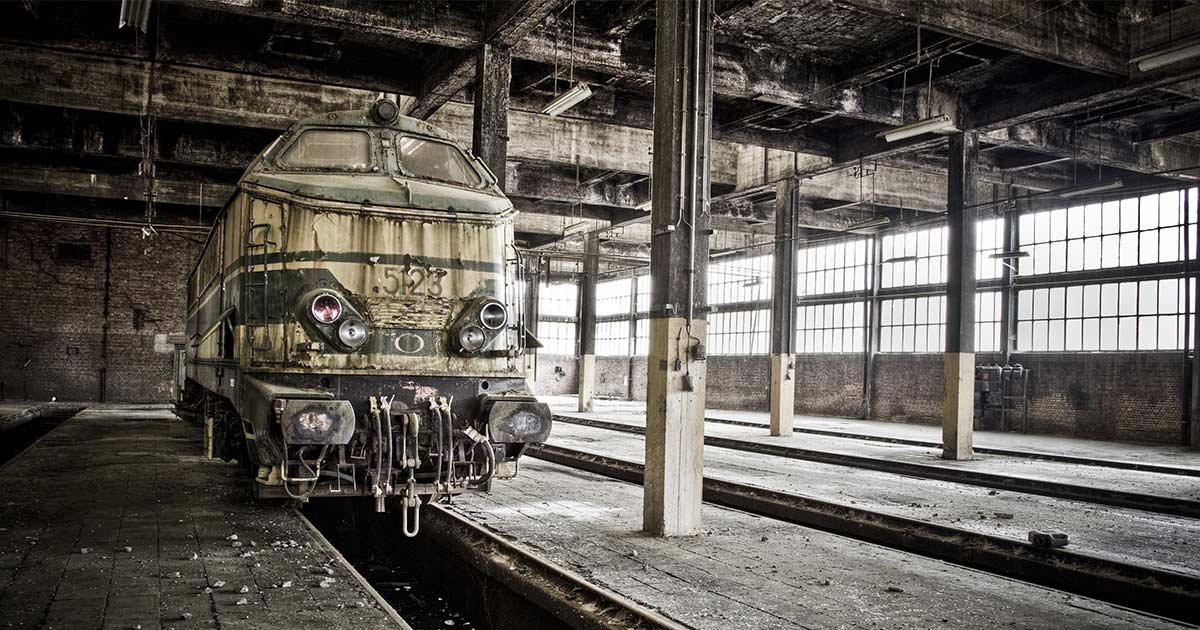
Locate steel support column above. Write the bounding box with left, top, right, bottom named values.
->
left=578, top=234, right=599, bottom=413
left=643, top=0, right=714, bottom=537
left=770, top=178, right=798, bottom=436
left=944, top=131, right=979, bottom=460
left=471, top=43, right=511, bottom=190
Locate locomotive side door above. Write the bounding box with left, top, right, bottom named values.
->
left=244, top=196, right=287, bottom=364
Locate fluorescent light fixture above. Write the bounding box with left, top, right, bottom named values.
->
left=884, top=255, right=918, bottom=264
left=1131, top=39, right=1200, bottom=71
left=635, top=199, right=652, bottom=211
left=846, top=215, right=891, bottom=231
left=877, top=114, right=957, bottom=143
left=989, top=250, right=1030, bottom=260
left=562, top=221, right=590, bottom=238
left=1056, top=179, right=1124, bottom=199
left=541, top=82, right=592, bottom=117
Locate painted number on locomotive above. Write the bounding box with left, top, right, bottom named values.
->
left=377, top=262, right=447, bottom=297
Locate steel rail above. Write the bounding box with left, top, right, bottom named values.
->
left=530, top=443, right=1200, bottom=625
left=423, top=504, right=693, bottom=630
left=554, top=414, right=1200, bottom=518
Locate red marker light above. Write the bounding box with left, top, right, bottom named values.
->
left=311, top=294, right=343, bottom=324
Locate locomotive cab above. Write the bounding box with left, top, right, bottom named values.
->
left=179, top=100, right=551, bottom=532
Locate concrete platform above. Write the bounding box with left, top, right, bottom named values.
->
left=450, top=458, right=1186, bottom=630
left=545, top=420, right=1200, bottom=579
left=0, top=405, right=406, bottom=630
left=548, top=397, right=1200, bottom=500
left=544, top=396, right=1200, bottom=471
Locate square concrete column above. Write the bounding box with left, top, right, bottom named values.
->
left=577, top=235, right=599, bottom=413
left=643, top=0, right=714, bottom=537
left=943, top=131, right=979, bottom=460
left=770, top=178, right=798, bottom=436
left=471, top=43, right=510, bottom=190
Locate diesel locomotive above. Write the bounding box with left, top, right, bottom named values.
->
left=178, top=99, right=551, bottom=534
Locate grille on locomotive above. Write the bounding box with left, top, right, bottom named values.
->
left=177, top=100, right=552, bottom=535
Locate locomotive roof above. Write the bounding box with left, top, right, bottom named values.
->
left=290, top=108, right=459, bottom=143
left=237, top=105, right=513, bottom=216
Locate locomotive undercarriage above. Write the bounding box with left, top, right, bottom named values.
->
left=178, top=373, right=551, bottom=536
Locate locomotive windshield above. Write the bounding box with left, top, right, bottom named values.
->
left=396, top=135, right=484, bottom=188
left=279, top=129, right=373, bottom=170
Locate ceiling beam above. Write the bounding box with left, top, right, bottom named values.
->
left=407, top=0, right=568, bottom=120
left=834, top=0, right=1126, bottom=75
left=0, top=42, right=741, bottom=184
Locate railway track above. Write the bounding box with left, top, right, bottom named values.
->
left=530, top=442, right=1200, bottom=625
left=554, top=414, right=1200, bottom=519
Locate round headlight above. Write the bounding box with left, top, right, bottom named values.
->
left=338, top=319, right=368, bottom=349
left=458, top=325, right=487, bottom=353
left=479, top=301, right=507, bottom=330
left=311, top=294, right=343, bottom=324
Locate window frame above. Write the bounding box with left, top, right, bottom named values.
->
left=274, top=127, right=378, bottom=173
left=392, top=133, right=487, bottom=190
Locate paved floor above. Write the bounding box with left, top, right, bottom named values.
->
left=0, top=405, right=405, bottom=630
left=451, top=458, right=1188, bottom=630
left=545, top=395, right=1200, bottom=472
left=546, top=421, right=1200, bottom=578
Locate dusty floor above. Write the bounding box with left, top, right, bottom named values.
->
left=547, top=420, right=1200, bottom=578
left=452, top=459, right=1188, bottom=630
left=0, top=405, right=404, bottom=630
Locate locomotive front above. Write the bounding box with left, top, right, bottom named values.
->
left=182, top=100, right=551, bottom=532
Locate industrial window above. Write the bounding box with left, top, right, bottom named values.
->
left=538, top=281, right=578, bottom=318
left=596, top=319, right=631, bottom=356
left=634, top=318, right=649, bottom=356
left=976, top=217, right=1006, bottom=281
left=635, top=274, right=651, bottom=313
left=708, top=255, right=773, bottom=305
left=397, top=136, right=483, bottom=187
left=1016, top=278, right=1195, bottom=352
left=279, top=129, right=372, bottom=170
left=879, top=295, right=946, bottom=353
left=1018, top=189, right=1198, bottom=276
left=975, top=291, right=1002, bottom=353
left=798, top=239, right=870, bottom=297
left=706, top=309, right=769, bottom=355
left=596, top=278, right=633, bottom=317
left=536, top=321, right=576, bottom=355
left=881, top=226, right=946, bottom=288
left=796, top=301, right=865, bottom=353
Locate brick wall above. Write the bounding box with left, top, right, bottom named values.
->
left=793, top=354, right=865, bottom=418
left=595, top=355, right=632, bottom=399
left=529, top=354, right=578, bottom=396
left=533, top=347, right=1191, bottom=445
left=1006, top=352, right=1185, bottom=444
left=0, top=220, right=199, bottom=403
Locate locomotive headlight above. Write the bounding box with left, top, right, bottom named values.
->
left=458, top=325, right=487, bottom=353
left=338, top=319, right=368, bottom=349
left=311, top=294, right=343, bottom=324
left=479, top=301, right=507, bottom=330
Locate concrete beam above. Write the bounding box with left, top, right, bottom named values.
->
left=408, top=0, right=567, bottom=119
left=836, top=0, right=1126, bottom=75
left=0, top=43, right=739, bottom=185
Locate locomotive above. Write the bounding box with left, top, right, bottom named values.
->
left=178, top=99, right=551, bottom=534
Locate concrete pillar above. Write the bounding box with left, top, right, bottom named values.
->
left=943, top=131, right=979, bottom=460
left=472, top=44, right=511, bottom=190
left=578, top=235, right=599, bottom=413
left=770, top=178, right=798, bottom=436
left=643, top=0, right=713, bottom=537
